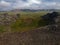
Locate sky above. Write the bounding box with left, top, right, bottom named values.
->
left=0, top=0, right=60, bottom=11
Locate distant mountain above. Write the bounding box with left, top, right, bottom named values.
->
left=11, top=9, right=38, bottom=12
left=10, top=9, right=60, bottom=12
left=0, top=9, right=60, bottom=12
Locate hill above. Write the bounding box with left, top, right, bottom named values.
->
left=0, top=12, right=60, bottom=45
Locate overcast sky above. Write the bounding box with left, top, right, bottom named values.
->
left=0, top=0, right=60, bottom=11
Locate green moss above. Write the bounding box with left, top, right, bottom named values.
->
left=0, top=11, right=50, bottom=32
left=0, top=26, right=5, bottom=32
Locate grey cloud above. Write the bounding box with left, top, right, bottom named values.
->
left=0, top=0, right=60, bottom=11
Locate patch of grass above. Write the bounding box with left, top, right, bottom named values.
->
left=0, top=11, right=50, bottom=32
left=0, top=26, right=6, bottom=32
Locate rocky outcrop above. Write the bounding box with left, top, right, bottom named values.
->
left=0, top=26, right=60, bottom=45
left=0, top=13, right=20, bottom=25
